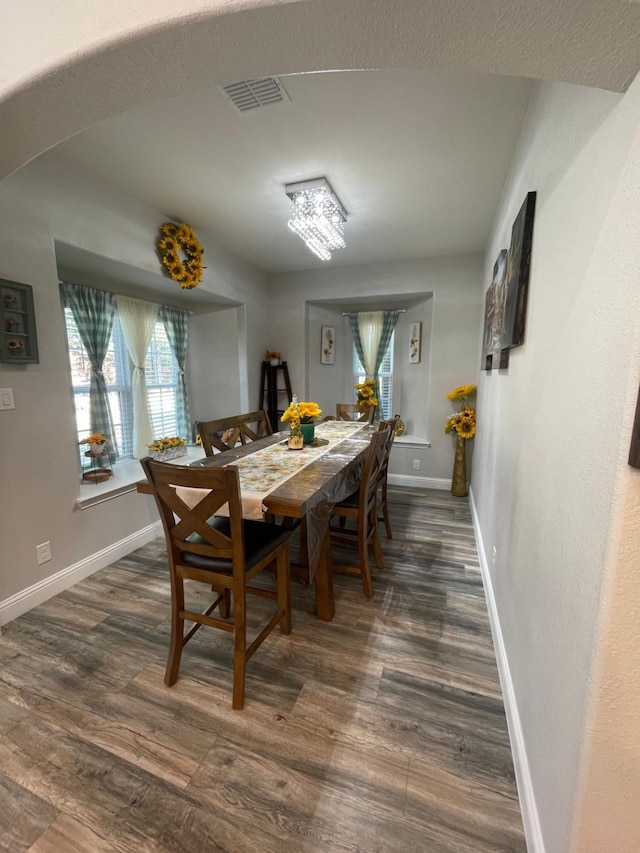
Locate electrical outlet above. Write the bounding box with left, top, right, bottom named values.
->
left=412, top=459, right=420, bottom=470
left=36, top=541, right=52, bottom=565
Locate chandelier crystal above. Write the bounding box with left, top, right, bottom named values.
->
left=285, top=177, right=347, bottom=261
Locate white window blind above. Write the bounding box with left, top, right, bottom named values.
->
left=65, top=308, right=179, bottom=457
left=353, top=332, right=394, bottom=419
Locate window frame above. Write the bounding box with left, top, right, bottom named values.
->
left=352, top=331, right=395, bottom=420
left=64, top=305, right=180, bottom=460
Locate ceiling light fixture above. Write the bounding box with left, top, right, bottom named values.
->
left=285, top=177, right=347, bottom=261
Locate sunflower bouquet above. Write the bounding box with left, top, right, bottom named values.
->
left=281, top=401, right=322, bottom=426
left=354, top=379, right=378, bottom=407
left=445, top=384, right=477, bottom=439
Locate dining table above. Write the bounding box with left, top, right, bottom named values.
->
left=137, top=419, right=378, bottom=620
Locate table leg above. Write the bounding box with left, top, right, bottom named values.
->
left=314, top=528, right=335, bottom=621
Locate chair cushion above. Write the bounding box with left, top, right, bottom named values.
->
left=181, top=518, right=292, bottom=572
left=334, top=488, right=359, bottom=509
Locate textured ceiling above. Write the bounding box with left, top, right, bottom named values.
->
left=2, top=0, right=638, bottom=276
left=54, top=69, right=535, bottom=273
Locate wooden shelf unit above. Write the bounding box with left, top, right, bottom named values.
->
left=259, top=361, right=292, bottom=431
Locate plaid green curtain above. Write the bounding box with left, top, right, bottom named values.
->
left=61, top=282, right=118, bottom=455
left=159, top=305, right=190, bottom=440
left=348, top=310, right=400, bottom=418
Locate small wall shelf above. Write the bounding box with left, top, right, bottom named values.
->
left=1, top=279, right=39, bottom=364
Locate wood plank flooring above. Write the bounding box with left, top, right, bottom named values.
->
left=0, top=488, right=526, bottom=852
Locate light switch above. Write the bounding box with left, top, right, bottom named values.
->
left=0, top=388, right=15, bottom=410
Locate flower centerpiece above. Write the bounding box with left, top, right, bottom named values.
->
left=354, top=379, right=378, bottom=408
left=281, top=400, right=322, bottom=446
left=444, top=384, right=477, bottom=497
left=79, top=432, right=109, bottom=457
left=148, top=436, right=188, bottom=461
left=267, top=350, right=281, bottom=366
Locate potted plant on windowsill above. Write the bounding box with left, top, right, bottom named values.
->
left=79, top=432, right=109, bottom=457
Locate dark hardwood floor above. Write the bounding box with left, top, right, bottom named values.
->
left=0, top=488, right=526, bottom=852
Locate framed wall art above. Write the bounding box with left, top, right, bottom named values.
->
left=502, top=191, right=537, bottom=349
left=0, top=278, right=39, bottom=364
left=409, top=321, right=422, bottom=363
left=629, top=383, right=640, bottom=469
left=321, top=326, right=335, bottom=364
left=481, top=249, right=509, bottom=371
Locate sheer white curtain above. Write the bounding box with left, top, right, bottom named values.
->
left=116, top=295, right=158, bottom=458
left=358, top=311, right=385, bottom=377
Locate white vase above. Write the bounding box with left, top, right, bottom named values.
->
left=87, top=443, right=106, bottom=457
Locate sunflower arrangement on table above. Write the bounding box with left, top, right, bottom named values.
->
left=157, top=222, right=205, bottom=289
left=281, top=401, right=322, bottom=430
left=354, top=379, right=378, bottom=407
left=444, top=384, right=477, bottom=439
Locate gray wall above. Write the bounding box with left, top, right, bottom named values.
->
left=472, top=79, right=640, bottom=852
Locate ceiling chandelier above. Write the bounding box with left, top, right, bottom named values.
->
left=285, top=177, right=347, bottom=261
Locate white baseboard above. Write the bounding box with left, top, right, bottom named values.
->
left=0, top=521, right=162, bottom=626
left=388, top=473, right=450, bottom=490
left=468, top=487, right=544, bottom=853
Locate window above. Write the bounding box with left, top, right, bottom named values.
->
left=353, top=332, right=394, bottom=419
left=65, top=308, right=179, bottom=457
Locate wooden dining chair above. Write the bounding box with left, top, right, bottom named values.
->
left=336, top=402, right=375, bottom=423
left=377, top=415, right=401, bottom=538
left=140, top=457, right=292, bottom=710
left=328, top=427, right=393, bottom=598
left=196, top=410, right=273, bottom=456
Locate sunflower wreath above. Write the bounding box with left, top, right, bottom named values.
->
left=157, top=222, right=205, bottom=289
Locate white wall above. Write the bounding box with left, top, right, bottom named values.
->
left=269, top=255, right=483, bottom=480
left=472, top=78, right=640, bottom=852
left=0, top=151, right=268, bottom=609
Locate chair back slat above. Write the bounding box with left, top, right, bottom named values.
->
left=196, top=410, right=273, bottom=456
left=336, top=403, right=375, bottom=423
left=140, top=458, right=245, bottom=570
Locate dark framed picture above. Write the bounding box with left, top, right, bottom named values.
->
left=629, top=384, right=640, bottom=469
left=481, top=249, right=509, bottom=371
left=502, top=191, right=537, bottom=349
left=0, top=278, right=39, bottom=364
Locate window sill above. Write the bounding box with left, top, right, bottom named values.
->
left=75, top=446, right=206, bottom=509
left=394, top=434, right=431, bottom=448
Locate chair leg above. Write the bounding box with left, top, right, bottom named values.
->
left=358, top=518, right=374, bottom=599
left=371, top=510, right=384, bottom=571
left=232, top=588, right=247, bottom=710
left=165, top=576, right=185, bottom=687
left=219, top=588, right=231, bottom=619
left=381, top=481, right=393, bottom=539
left=277, top=543, right=292, bottom=634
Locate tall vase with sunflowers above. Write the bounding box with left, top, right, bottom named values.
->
left=445, top=384, right=477, bottom=497
left=354, top=379, right=378, bottom=408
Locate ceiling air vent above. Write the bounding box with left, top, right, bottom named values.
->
left=219, top=77, right=291, bottom=114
